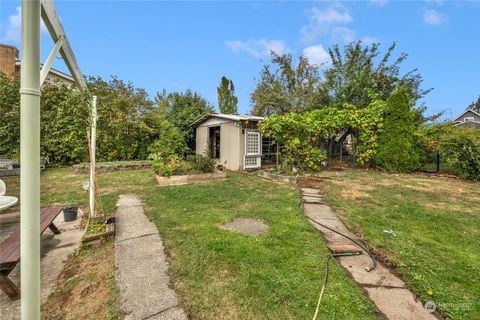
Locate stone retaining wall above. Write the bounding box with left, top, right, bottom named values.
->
left=155, top=171, right=227, bottom=186
left=257, top=170, right=298, bottom=184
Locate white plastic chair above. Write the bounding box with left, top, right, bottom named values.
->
left=0, top=179, right=18, bottom=210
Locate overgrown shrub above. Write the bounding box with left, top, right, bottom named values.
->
left=148, top=120, right=188, bottom=160
left=439, top=128, right=480, bottom=180
left=376, top=88, right=424, bottom=173
left=186, top=154, right=215, bottom=173
left=153, top=155, right=215, bottom=177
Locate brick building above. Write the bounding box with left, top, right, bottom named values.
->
left=0, top=43, right=74, bottom=85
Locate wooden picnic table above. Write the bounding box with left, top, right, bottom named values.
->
left=0, top=206, right=63, bottom=300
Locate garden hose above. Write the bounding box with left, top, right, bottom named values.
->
left=306, top=217, right=377, bottom=272
left=312, top=252, right=361, bottom=320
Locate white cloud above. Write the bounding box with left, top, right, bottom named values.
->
left=300, top=6, right=353, bottom=43
left=423, top=9, right=448, bottom=25
left=2, top=7, right=22, bottom=42
left=331, top=27, right=356, bottom=44
left=1, top=6, right=48, bottom=43
left=303, top=45, right=331, bottom=68
left=225, top=39, right=290, bottom=57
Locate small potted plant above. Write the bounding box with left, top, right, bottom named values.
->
left=63, top=203, right=78, bottom=222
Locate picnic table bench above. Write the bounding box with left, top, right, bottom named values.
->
left=0, top=206, right=63, bottom=300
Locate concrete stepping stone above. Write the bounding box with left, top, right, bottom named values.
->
left=300, top=187, right=322, bottom=196
left=301, top=187, right=436, bottom=320
left=220, top=218, right=268, bottom=236
left=365, top=287, right=434, bottom=320
left=302, top=195, right=324, bottom=203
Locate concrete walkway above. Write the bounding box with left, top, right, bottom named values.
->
left=0, top=209, right=84, bottom=319
left=115, top=195, right=187, bottom=320
left=300, top=187, right=437, bottom=320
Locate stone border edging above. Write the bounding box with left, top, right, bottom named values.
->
left=257, top=170, right=298, bottom=184
left=155, top=171, right=227, bottom=186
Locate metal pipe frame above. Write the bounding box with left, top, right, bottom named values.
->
left=21, top=1, right=91, bottom=318
left=20, top=2, right=41, bottom=318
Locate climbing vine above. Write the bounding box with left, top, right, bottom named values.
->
left=259, top=101, right=385, bottom=170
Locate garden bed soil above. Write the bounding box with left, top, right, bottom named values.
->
left=257, top=170, right=298, bottom=184
left=155, top=171, right=227, bottom=186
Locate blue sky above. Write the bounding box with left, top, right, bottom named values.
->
left=1, top=1, right=479, bottom=119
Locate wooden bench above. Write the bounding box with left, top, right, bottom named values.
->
left=0, top=206, right=63, bottom=300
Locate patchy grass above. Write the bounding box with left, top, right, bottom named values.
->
left=41, top=240, right=121, bottom=320
left=143, top=173, right=377, bottom=319
left=315, top=169, right=480, bottom=319
left=2, top=168, right=130, bottom=319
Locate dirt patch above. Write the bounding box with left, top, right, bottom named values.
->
left=220, top=218, right=268, bottom=236
left=41, top=240, right=121, bottom=320
left=328, top=179, right=374, bottom=200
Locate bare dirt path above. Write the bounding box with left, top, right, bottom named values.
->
left=115, top=194, right=187, bottom=320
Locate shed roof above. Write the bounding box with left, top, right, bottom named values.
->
left=191, top=113, right=264, bottom=127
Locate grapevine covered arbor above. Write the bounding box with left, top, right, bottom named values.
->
left=18, top=1, right=96, bottom=318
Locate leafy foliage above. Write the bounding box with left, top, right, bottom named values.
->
left=251, top=52, right=325, bottom=116
left=87, top=76, right=154, bottom=161
left=251, top=42, right=431, bottom=120
left=259, top=101, right=385, bottom=170
left=147, top=119, right=188, bottom=160
left=439, top=128, right=480, bottom=180
left=1, top=74, right=208, bottom=166
left=0, top=74, right=90, bottom=164
left=324, top=42, right=431, bottom=109
left=466, top=95, right=480, bottom=113
left=217, top=76, right=238, bottom=114
left=153, top=154, right=215, bottom=177
left=186, top=154, right=216, bottom=173
left=155, top=90, right=213, bottom=149
left=376, top=88, right=424, bottom=173
left=0, top=74, right=21, bottom=158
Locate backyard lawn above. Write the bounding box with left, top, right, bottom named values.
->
left=313, top=169, right=480, bottom=319
left=3, top=166, right=479, bottom=319
left=2, top=168, right=377, bottom=319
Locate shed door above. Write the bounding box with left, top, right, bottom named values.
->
left=244, top=130, right=261, bottom=169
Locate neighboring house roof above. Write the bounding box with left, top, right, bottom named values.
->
left=191, top=113, right=264, bottom=127
left=451, top=109, right=480, bottom=129
left=15, top=61, right=74, bottom=83
left=452, top=108, right=480, bottom=122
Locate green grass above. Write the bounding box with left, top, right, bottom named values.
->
left=73, top=160, right=152, bottom=169
left=142, top=173, right=377, bottom=319
left=3, top=168, right=377, bottom=319
left=316, top=169, right=480, bottom=319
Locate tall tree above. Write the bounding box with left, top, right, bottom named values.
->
left=376, top=88, right=424, bottom=172
left=217, top=76, right=238, bottom=114
left=155, top=90, right=214, bottom=150
left=251, top=52, right=325, bottom=116
left=323, top=41, right=431, bottom=109
left=467, top=96, right=480, bottom=113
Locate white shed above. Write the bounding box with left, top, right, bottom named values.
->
left=192, top=114, right=264, bottom=171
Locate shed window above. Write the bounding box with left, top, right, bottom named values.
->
left=465, top=117, right=474, bottom=122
